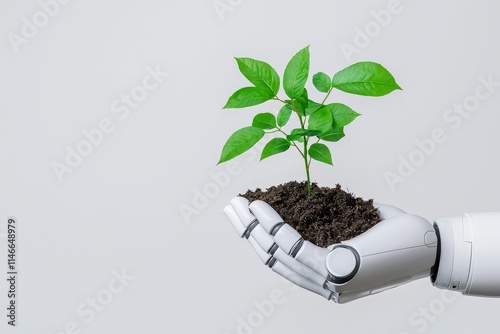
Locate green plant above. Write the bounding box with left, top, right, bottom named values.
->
left=218, top=45, right=401, bottom=196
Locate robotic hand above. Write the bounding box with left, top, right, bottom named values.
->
left=224, top=197, right=500, bottom=304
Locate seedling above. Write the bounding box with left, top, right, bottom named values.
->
left=218, top=46, right=401, bottom=196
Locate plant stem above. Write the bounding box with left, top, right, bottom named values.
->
left=321, top=87, right=333, bottom=105
left=277, top=128, right=304, bottom=157
left=291, top=98, right=311, bottom=196
left=303, top=137, right=311, bottom=197
left=292, top=142, right=304, bottom=157
left=300, top=87, right=332, bottom=197
left=298, top=114, right=305, bottom=128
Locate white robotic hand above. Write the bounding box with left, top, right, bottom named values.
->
left=224, top=197, right=438, bottom=303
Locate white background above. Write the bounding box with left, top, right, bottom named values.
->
left=1, top=0, right=500, bottom=333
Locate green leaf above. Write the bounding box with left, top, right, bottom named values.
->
left=224, top=87, right=275, bottom=109
left=218, top=127, right=265, bottom=164
left=312, top=72, right=332, bottom=93
left=294, top=88, right=308, bottom=116
left=260, top=138, right=291, bottom=160
left=309, top=143, right=333, bottom=165
left=307, top=106, right=332, bottom=135
left=286, top=128, right=320, bottom=141
left=252, top=113, right=276, bottom=129
left=320, top=126, right=345, bottom=142
left=327, top=103, right=360, bottom=127
left=305, top=100, right=323, bottom=115
left=235, top=57, right=280, bottom=95
left=283, top=46, right=310, bottom=99
left=331, top=61, right=401, bottom=96
left=277, top=104, right=293, bottom=127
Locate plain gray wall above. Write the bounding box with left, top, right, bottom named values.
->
left=1, top=0, right=499, bottom=333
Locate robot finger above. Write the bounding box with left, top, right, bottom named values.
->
left=249, top=201, right=302, bottom=255
left=272, top=248, right=326, bottom=286
left=294, top=240, right=331, bottom=278
left=249, top=200, right=284, bottom=234
left=247, top=236, right=273, bottom=265
left=225, top=200, right=277, bottom=259
left=223, top=204, right=247, bottom=238
left=248, top=223, right=275, bottom=253
left=224, top=200, right=274, bottom=261
left=224, top=200, right=327, bottom=288
left=374, top=202, right=406, bottom=220
left=230, top=197, right=259, bottom=238
left=249, top=200, right=331, bottom=278
left=271, top=261, right=333, bottom=300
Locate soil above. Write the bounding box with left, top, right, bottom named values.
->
left=241, top=181, right=381, bottom=247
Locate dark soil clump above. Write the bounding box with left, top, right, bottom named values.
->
left=241, top=181, right=381, bottom=247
